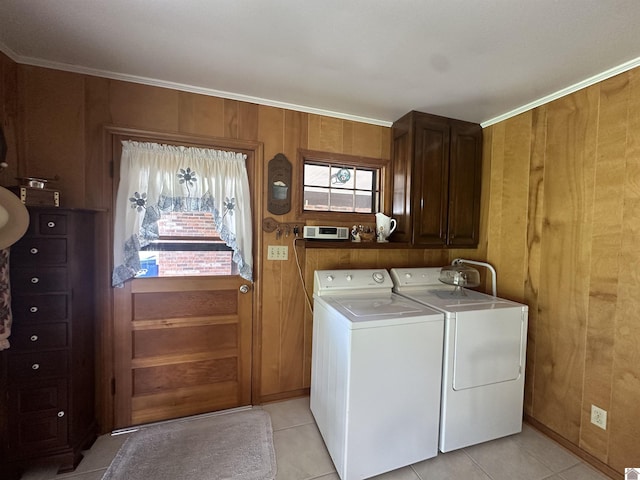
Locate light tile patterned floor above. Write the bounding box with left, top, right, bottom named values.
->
left=20, top=396, right=612, bottom=480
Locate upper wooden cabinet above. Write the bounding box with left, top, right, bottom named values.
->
left=391, top=111, right=482, bottom=247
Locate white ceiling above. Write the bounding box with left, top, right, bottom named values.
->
left=1, top=0, right=640, bottom=127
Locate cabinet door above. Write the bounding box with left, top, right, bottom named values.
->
left=7, top=380, right=68, bottom=454
left=447, top=122, right=482, bottom=247
left=391, top=119, right=413, bottom=243
left=412, top=116, right=450, bottom=246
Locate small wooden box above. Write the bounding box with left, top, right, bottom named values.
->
left=9, top=186, right=60, bottom=207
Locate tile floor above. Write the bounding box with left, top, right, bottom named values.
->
left=20, top=396, right=612, bottom=480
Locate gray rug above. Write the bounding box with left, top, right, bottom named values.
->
left=102, top=408, right=277, bottom=480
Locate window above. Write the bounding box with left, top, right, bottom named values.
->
left=298, top=149, right=389, bottom=221
left=136, top=212, right=236, bottom=278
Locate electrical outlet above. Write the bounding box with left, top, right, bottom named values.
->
left=591, top=404, right=607, bottom=430
left=267, top=245, right=288, bottom=261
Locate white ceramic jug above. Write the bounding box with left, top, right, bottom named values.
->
left=375, top=212, right=397, bottom=242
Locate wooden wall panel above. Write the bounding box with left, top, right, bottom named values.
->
left=535, top=87, right=598, bottom=443
left=608, top=68, right=640, bottom=472
left=257, top=105, right=285, bottom=397
left=109, top=81, right=179, bottom=132
left=0, top=52, right=19, bottom=188
left=483, top=71, right=640, bottom=474
left=523, top=106, right=547, bottom=417
left=177, top=93, right=226, bottom=137
left=308, top=115, right=343, bottom=152
left=19, top=67, right=86, bottom=206
left=580, top=73, right=628, bottom=461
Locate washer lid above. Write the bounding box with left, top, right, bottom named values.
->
left=315, top=292, right=443, bottom=327
left=336, top=295, right=424, bottom=317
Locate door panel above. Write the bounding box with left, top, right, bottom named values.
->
left=114, top=276, right=252, bottom=428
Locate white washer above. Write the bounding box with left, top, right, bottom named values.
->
left=390, top=267, right=528, bottom=453
left=310, top=269, right=444, bottom=480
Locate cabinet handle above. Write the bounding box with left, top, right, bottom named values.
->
left=57, top=411, right=65, bottom=418
left=30, top=306, right=39, bottom=313
left=30, top=247, right=39, bottom=255
left=47, top=221, right=56, bottom=228
left=31, top=363, right=40, bottom=370
left=31, top=277, right=39, bottom=284
left=30, top=335, right=39, bottom=342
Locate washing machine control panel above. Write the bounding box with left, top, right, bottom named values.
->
left=314, top=269, right=392, bottom=296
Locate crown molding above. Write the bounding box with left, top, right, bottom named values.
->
left=481, top=56, right=640, bottom=127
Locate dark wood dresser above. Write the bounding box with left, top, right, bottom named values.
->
left=0, top=207, right=97, bottom=478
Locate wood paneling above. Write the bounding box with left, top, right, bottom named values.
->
left=609, top=68, right=640, bottom=471
left=6, top=55, right=640, bottom=475
left=484, top=71, right=640, bottom=475
left=0, top=52, right=19, bottom=188
left=18, top=67, right=86, bottom=207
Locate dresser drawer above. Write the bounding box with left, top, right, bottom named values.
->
left=11, top=238, right=67, bottom=265
left=11, top=294, right=68, bottom=323
left=8, top=350, right=68, bottom=382
left=9, top=323, right=68, bottom=351
left=10, top=267, right=68, bottom=293
left=39, top=214, right=67, bottom=235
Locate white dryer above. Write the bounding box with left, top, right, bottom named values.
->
left=390, top=267, right=528, bottom=453
left=311, top=269, right=444, bottom=480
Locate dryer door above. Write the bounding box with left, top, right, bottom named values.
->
left=452, top=308, right=525, bottom=390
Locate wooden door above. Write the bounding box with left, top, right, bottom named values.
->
left=113, top=276, right=253, bottom=427
left=107, top=127, right=262, bottom=429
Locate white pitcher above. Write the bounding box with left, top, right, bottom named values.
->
left=375, top=212, right=397, bottom=242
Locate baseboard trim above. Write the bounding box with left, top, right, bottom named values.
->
left=524, top=414, right=620, bottom=480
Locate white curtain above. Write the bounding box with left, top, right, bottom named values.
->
left=112, top=141, right=252, bottom=286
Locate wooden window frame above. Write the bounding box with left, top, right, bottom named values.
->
left=297, top=149, right=391, bottom=225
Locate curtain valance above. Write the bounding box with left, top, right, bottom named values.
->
left=112, top=141, right=252, bottom=286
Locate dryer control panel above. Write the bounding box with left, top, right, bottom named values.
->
left=390, top=267, right=443, bottom=289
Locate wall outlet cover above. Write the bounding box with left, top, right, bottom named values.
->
left=590, top=404, right=607, bottom=430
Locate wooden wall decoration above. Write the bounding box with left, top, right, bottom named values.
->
left=267, top=153, right=291, bottom=215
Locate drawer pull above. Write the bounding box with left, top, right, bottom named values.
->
left=57, top=411, right=65, bottom=418
left=47, top=221, right=56, bottom=228
left=31, top=277, right=39, bottom=284
left=30, top=306, right=39, bottom=313
left=30, top=247, right=39, bottom=254
left=30, top=335, right=39, bottom=342
left=31, top=363, right=40, bottom=370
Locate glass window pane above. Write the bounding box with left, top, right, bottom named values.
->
left=136, top=251, right=236, bottom=277
left=302, top=154, right=381, bottom=214
left=355, top=169, right=374, bottom=190
left=355, top=191, right=373, bottom=212
left=304, top=164, right=330, bottom=187
left=304, top=186, right=329, bottom=211
left=329, top=189, right=355, bottom=211
left=330, top=166, right=355, bottom=189
left=135, top=211, right=236, bottom=278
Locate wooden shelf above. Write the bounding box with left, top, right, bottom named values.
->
left=298, top=239, right=413, bottom=249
